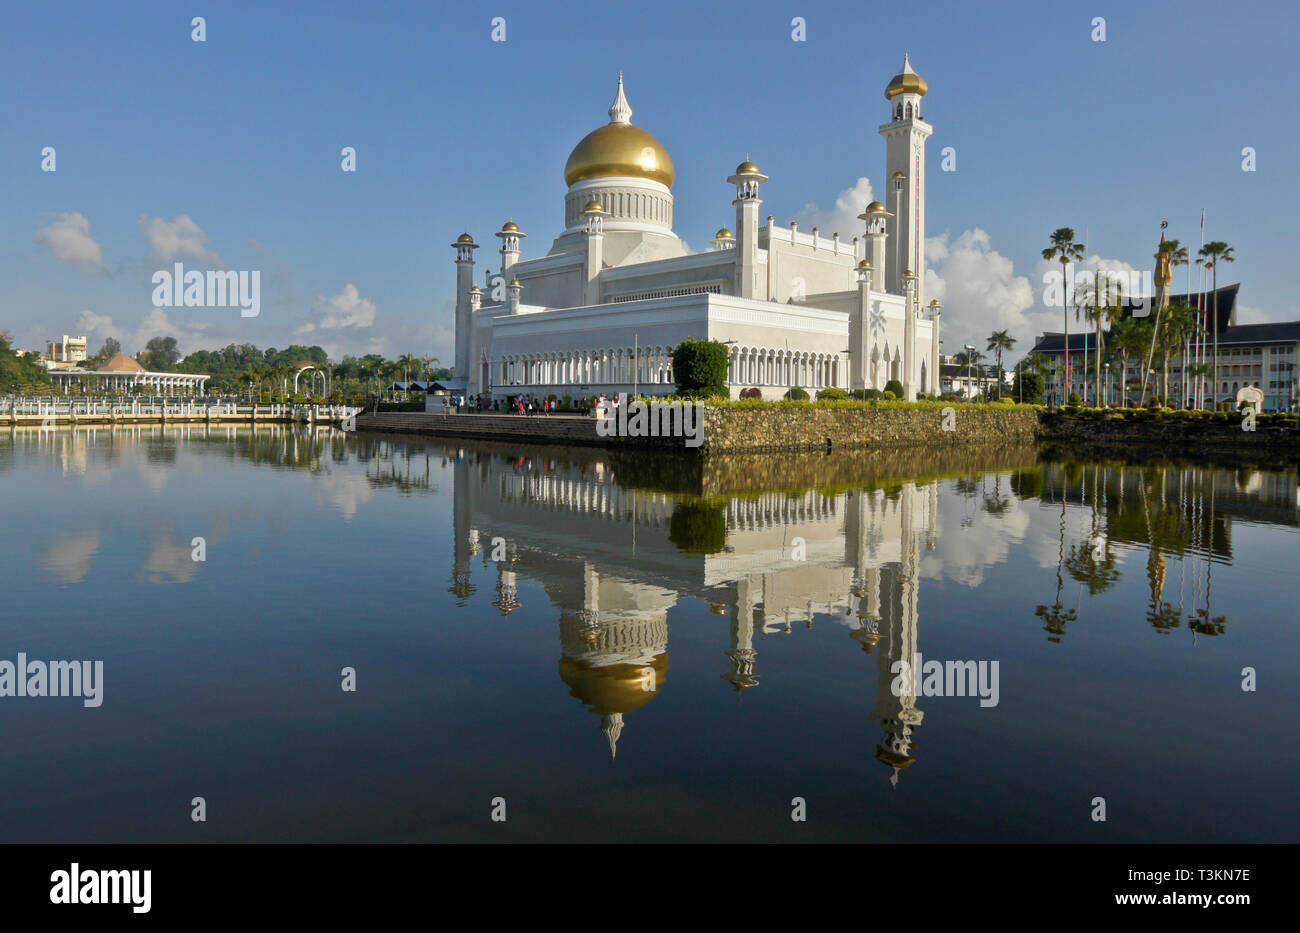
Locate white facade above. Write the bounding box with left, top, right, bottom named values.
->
left=453, top=61, right=940, bottom=401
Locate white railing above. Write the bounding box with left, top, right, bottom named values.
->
left=2, top=397, right=359, bottom=423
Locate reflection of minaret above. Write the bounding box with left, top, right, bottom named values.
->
left=845, top=489, right=883, bottom=650
left=850, top=566, right=882, bottom=652
left=492, top=541, right=521, bottom=615
left=723, top=578, right=759, bottom=691
left=557, top=564, right=669, bottom=760
left=868, top=485, right=925, bottom=787
left=449, top=452, right=476, bottom=603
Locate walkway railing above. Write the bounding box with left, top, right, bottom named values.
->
left=3, top=396, right=360, bottom=424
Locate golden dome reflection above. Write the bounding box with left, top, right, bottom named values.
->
left=558, top=655, right=669, bottom=717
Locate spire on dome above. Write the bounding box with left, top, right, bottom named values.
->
left=608, top=71, right=632, bottom=124
left=602, top=713, right=624, bottom=760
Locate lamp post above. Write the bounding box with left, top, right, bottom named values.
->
left=964, top=344, right=975, bottom=400
left=892, top=171, right=906, bottom=292
left=1103, top=362, right=1111, bottom=407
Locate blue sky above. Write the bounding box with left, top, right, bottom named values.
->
left=3, top=0, right=1296, bottom=364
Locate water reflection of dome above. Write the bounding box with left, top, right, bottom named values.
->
left=558, top=608, right=670, bottom=759
left=558, top=654, right=669, bottom=760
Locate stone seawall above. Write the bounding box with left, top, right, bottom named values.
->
left=1039, top=412, right=1300, bottom=468
left=357, top=406, right=1041, bottom=454
left=700, top=406, right=1039, bottom=453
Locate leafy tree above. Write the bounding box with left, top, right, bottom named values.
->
left=1012, top=370, right=1045, bottom=403
left=140, top=335, right=180, bottom=371
left=671, top=338, right=729, bottom=398
left=0, top=331, right=52, bottom=392
left=87, top=337, right=121, bottom=368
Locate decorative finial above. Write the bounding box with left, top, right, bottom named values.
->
left=602, top=713, right=624, bottom=760
left=608, top=72, right=632, bottom=124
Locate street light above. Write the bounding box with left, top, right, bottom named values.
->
left=964, top=344, right=975, bottom=400
left=1103, top=362, right=1111, bottom=407
left=892, top=171, right=906, bottom=295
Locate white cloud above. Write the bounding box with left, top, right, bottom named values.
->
left=36, top=212, right=104, bottom=267
left=298, top=283, right=377, bottom=335
left=795, top=177, right=875, bottom=241
left=1235, top=304, right=1273, bottom=325
left=138, top=214, right=224, bottom=266
left=925, top=228, right=1035, bottom=354
left=74, top=306, right=210, bottom=358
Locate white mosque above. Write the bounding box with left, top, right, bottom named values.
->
left=451, top=57, right=941, bottom=401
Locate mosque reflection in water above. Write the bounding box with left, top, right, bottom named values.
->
left=448, top=443, right=942, bottom=783
left=439, top=442, right=1297, bottom=782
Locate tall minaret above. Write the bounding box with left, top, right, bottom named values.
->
left=452, top=232, right=479, bottom=383
left=727, top=160, right=768, bottom=299
left=879, top=54, right=932, bottom=306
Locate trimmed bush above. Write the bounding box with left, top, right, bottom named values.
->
left=668, top=501, right=727, bottom=554
left=784, top=387, right=810, bottom=401
left=671, top=338, right=729, bottom=397
left=884, top=379, right=904, bottom=398
left=881, top=390, right=897, bottom=401
left=1068, top=392, right=1083, bottom=406
left=815, top=387, right=850, bottom=400
left=738, top=387, right=762, bottom=399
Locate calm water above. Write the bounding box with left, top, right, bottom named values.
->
left=1, top=425, right=1297, bottom=842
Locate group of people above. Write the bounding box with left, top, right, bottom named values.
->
left=441, top=393, right=635, bottom=415
left=442, top=392, right=561, bottom=415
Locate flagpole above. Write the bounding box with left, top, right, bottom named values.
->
left=1197, top=208, right=1207, bottom=408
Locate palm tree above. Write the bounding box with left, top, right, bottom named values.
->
left=986, top=331, right=1015, bottom=400
left=1162, top=302, right=1196, bottom=406
left=1075, top=271, right=1124, bottom=406
left=1109, top=317, right=1147, bottom=407
left=396, top=353, right=421, bottom=398
left=1043, top=228, right=1087, bottom=404
left=954, top=348, right=985, bottom=399
left=1196, top=241, right=1234, bottom=408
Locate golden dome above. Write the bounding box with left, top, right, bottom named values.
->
left=885, top=53, right=928, bottom=99
left=735, top=160, right=761, bottom=176
left=565, top=123, right=675, bottom=187
left=583, top=198, right=604, bottom=212
left=501, top=221, right=520, bottom=233
left=455, top=232, right=474, bottom=244
left=564, top=74, right=674, bottom=187
left=469, top=285, right=482, bottom=293
left=509, top=278, right=521, bottom=288
left=558, top=655, right=669, bottom=716
left=857, top=259, right=872, bottom=270
left=714, top=227, right=734, bottom=239
left=866, top=200, right=887, bottom=213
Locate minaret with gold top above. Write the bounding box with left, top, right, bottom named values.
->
left=879, top=54, right=931, bottom=305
